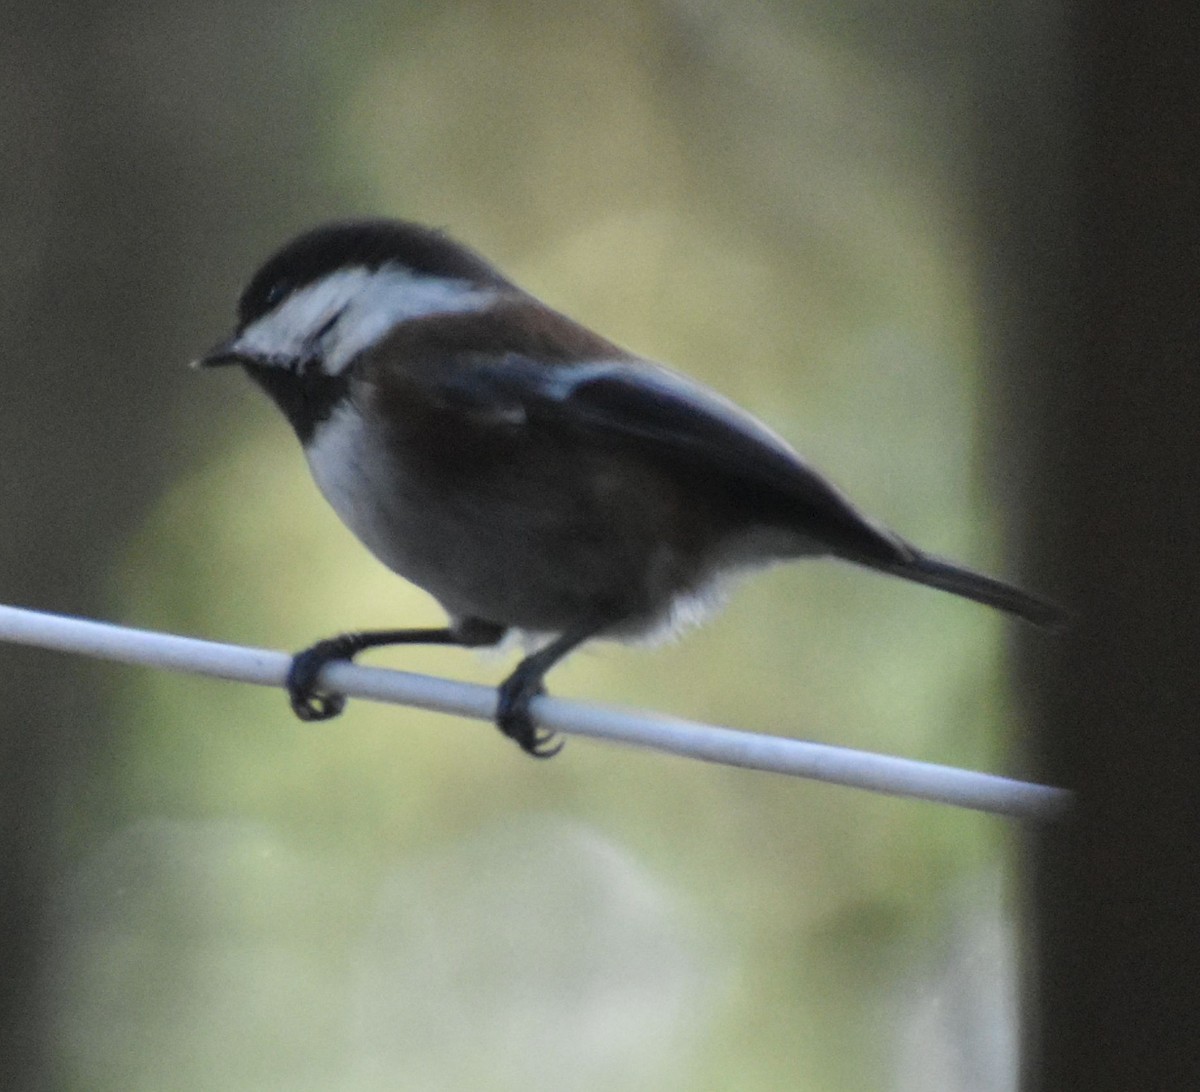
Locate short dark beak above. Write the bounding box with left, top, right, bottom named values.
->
left=191, top=336, right=246, bottom=370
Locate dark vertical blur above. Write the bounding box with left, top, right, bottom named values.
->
left=998, top=5, right=1200, bottom=1090
left=0, top=4, right=333, bottom=1086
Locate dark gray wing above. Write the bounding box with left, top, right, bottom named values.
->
left=437, top=354, right=910, bottom=565
left=559, top=363, right=909, bottom=563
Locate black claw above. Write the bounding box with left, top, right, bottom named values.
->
left=495, top=674, right=562, bottom=758
left=528, top=729, right=564, bottom=759
left=286, top=637, right=359, bottom=723
left=290, top=688, right=346, bottom=722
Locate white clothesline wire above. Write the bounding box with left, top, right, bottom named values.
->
left=0, top=602, right=1070, bottom=820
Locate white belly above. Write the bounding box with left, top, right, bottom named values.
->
left=305, top=403, right=422, bottom=579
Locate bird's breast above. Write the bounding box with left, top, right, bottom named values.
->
left=300, top=397, right=793, bottom=638
left=303, top=400, right=440, bottom=581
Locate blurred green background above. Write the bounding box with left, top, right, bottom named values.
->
left=2, top=2, right=1055, bottom=1089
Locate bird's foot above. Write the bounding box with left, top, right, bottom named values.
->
left=286, top=635, right=364, bottom=721
left=495, top=669, right=562, bottom=759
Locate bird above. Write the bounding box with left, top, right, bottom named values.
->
left=196, top=218, right=1061, bottom=757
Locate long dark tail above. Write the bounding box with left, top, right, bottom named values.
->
left=866, top=548, right=1065, bottom=629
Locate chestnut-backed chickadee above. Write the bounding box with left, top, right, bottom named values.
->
left=197, top=219, right=1060, bottom=757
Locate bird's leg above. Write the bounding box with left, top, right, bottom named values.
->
left=287, top=619, right=506, bottom=721
left=495, top=627, right=598, bottom=759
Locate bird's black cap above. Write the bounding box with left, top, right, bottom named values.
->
left=236, top=219, right=515, bottom=331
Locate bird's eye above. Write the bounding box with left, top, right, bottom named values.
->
left=264, top=280, right=290, bottom=309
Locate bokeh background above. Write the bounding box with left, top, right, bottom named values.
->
left=3, top=3, right=1196, bottom=1091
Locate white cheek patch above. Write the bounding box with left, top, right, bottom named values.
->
left=234, top=265, right=500, bottom=375
left=324, top=268, right=500, bottom=375
left=234, top=267, right=371, bottom=367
